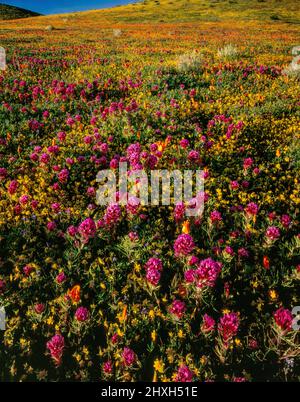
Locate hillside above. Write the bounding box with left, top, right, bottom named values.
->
left=0, top=3, right=40, bottom=20
left=93, top=0, right=300, bottom=24
left=0, top=0, right=299, bottom=26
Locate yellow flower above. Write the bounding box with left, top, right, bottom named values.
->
left=134, top=263, right=141, bottom=272
left=269, top=290, right=278, bottom=300
left=117, top=328, right=123, bottom=337
left=200, top=356, right=207, bottom=365
left=235, top=338, right=242, bottom=346
left=151, top=330, right=157, bottom=342
left=178, top=329, right=185, bottom=339
left=153, top=359, right=165, bottom=373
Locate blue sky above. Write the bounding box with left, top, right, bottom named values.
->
left=3, top=1, right=132, bottom=14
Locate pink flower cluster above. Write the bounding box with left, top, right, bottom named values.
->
left=218, top=312, right=239, bottom=342
left=245, top=202, right=259, bottom=216
left=175, top=365, right=194, bottom=382
left=103, top=360, right=113, bottom=374
left=201, top=314, right=216, bottom=333
left=46, top=334, right=65, bottom=366
left=174, top=234, right=195, bottom=257
left=122, top=347, right=136, bottom=367
left=273, top=307, right=293, bottom=332
left=104, top=203, right=121, bottom=226
left=210, top=210, right=222, bottom=224
left=75, top=307, right=89, bottom=322
left=265, top=226, right=280, bottom=241
left=78, top=217, right=96, bottom=241
left=170, top=299, right=186, bottom=319
left=174, top=202, right=186, bottom=221
left=185, top=258, right=222, bottom=288
left=145, top=257, right=163, bottom=286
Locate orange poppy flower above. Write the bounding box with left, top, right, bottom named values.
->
left=263, top=256, right=270, bottom=270
left=68, top=285, right=81, bottom=303
left=182, top=221, right=190, bottom=234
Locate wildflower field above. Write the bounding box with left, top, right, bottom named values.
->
left=0, top=0, right=299, bottom=382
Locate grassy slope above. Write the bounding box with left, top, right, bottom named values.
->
left=93, top=0, right=300, bottom=24
left=0, top=3, right=40, bottom=20
left=0, top=0, right=299, bottom=28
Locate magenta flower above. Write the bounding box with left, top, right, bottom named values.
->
left=0, top=167, right=7, bottom=180
left=0, top=279, right=6, bottom=294
left=174, top=234, right=195, bottom=257
left=184, top=269, right=196, bottom=283
left=103, top=360, right=113, bottom=374
left=110, top=158, right=119, bottom=169
left=175, top=365, right=194, bottom=382
left=34, top=303, right=45, bottom=314
left=188, top=255, right=199, bottom=266
left=23, top=264, right=34, bottom=276
left=78, top=218, right=96, bottom=240
left=170, top=300, right=186, bottom=319
left=174, top=202, right=186, bottom=221
left=233, top=377, right=246, bottom=382
left=281, top=214, right=291, bottom=228
left=218, top=312, right=239, bottom=342
left=243, top=157, right=253, bottom=169
left=195, top=258, right=222, bottom=288
left=47, top=221, right=57, bottom=231
left=75, top=306, right=89, bottom=322
left=145, top=258, right=163, bottom=272
left=230, top=180, right=239, bottom=190
left=8, top=180, right=18, bottom=195
left=210, top=210, right=222, bottom=224
left=40, top=153, right=50, bottom=164
left=104, top=203, right=121, bottom=226
left=67, top=225, right=78, bottom=237
left=122, top=347, right=136, bottom=367
left=238, top=248, right=249, bottom=258
left=201, top=314, right=216, bottom=333
left=224, top=246, right=234, bottom=256
left=51, top=202, right=61, bottom=213
left=273, top=307, right=293, bottom=332
left=265, top=226, right=280, bottom=241
left=146, top=267, right=161, bottom=286
left=128, top=231, right=139, bottom=241
left=179, top=138, right=189, bottom=149
left=245, top=202, right=259, bottom=216
left=46, top=334, right=65, bottom=366
left=126, top=196, right=140, bottom=215
left=58, top=168, right=69, bottom=183
left=57, top=131, right=66, bottom=142
left=56, top=271, right=66, bottom=284
left=19, top=194, right=29, bottom=205
left=188, top=150, right=199, bottom=162
left=111, top=333, right=119, bottom=344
